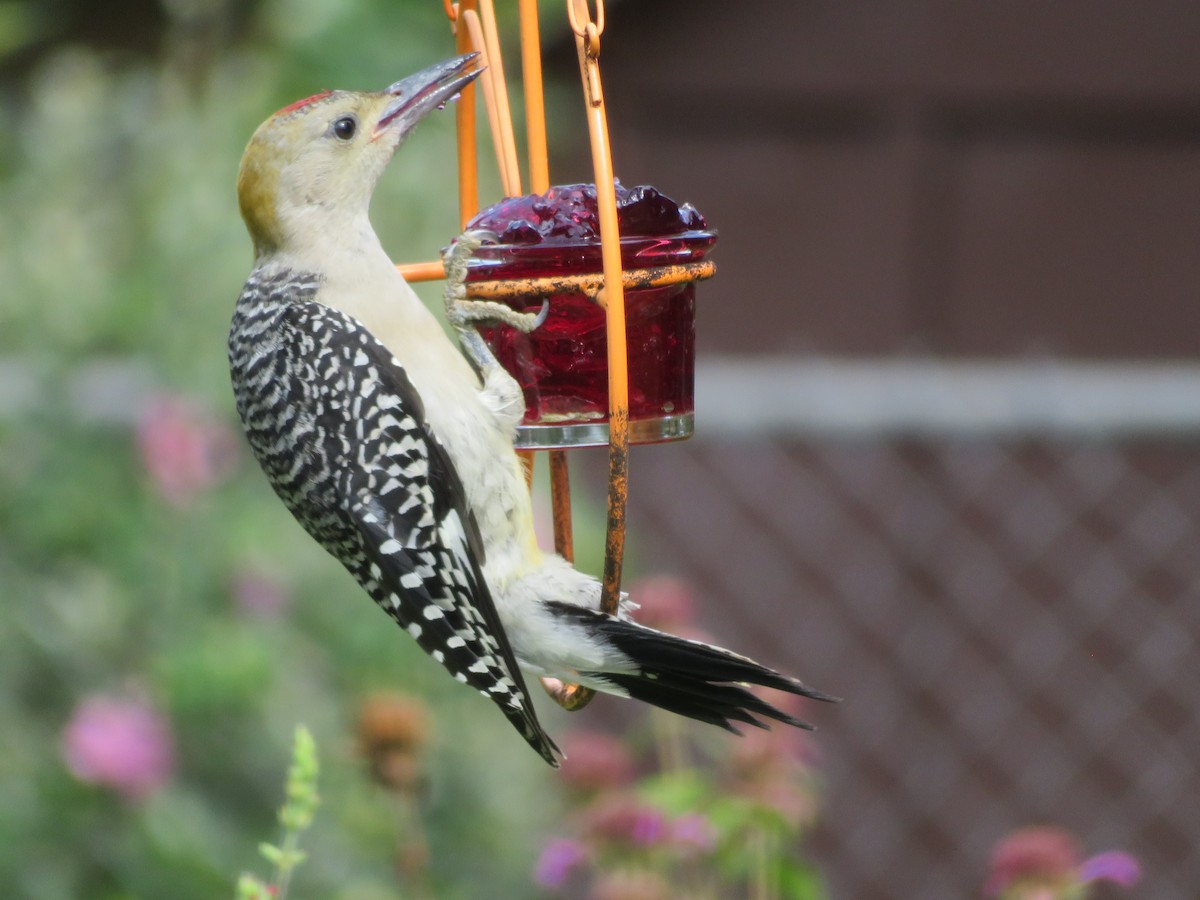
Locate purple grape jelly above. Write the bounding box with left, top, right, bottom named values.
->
left=463, top=183, right=716, bottom=447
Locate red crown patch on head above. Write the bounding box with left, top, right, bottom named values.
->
left=275, top=90, right=334, bottom=117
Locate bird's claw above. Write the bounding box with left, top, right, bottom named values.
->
left=444, top=229, right=548, bottom=334
left=447, top=298, right=546, bottom=333
left=443, top=228, right=547, bottom=382
left=467, top=228, right=502, bottom=248
left=530, top=299, right=550, bottom=330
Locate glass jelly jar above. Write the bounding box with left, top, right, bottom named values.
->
left=467, top=230, right=717, bottom=449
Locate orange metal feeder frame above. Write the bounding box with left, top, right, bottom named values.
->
left=396, top=0, right=713, bottom=710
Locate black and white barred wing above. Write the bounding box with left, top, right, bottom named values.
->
left=280, top=301, right=559, bottom=765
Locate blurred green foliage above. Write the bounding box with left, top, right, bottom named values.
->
left=238, top=726, right=320, bottom=899
left=0, top=2, right=825, bottom=897
left=0, top=1, right=592, bottom=897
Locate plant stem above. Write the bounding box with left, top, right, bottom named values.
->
left=272, top=827, right=303, bottom=900
left=750, top=826, right=780, bottom=900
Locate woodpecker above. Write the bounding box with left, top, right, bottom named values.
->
left=229, top=53, right=835, bottom=766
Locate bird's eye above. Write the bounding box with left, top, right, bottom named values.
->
left=332, top=116, right=357, bottom=140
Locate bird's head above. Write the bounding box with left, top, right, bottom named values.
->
left=237, top=53, right=481, bottom=258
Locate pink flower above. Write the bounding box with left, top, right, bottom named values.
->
left=588, top=869, right=672, bottom=900
left=746, top=777, right=817, bottom=830
left=583, top=794, right=667, bottom=848
left=558, top=730, right=635, bottom=793
left=985, top=827, right=1139, bottom=897
left=136, top=394, right=239, bottom=506
left=730, top=715, right=816, bottom=775
left=62, top=695, right=174, bottom=801
left=627, top=575, right=695, bottom=633
left=985, top=826, right=1081, bottom=896
left=726, top=692, right=819, bottom=828
left=231, top=568, right=291, bottom=618
left=670, top=813, right=717, bottom=854
left=533, top=838, right=588, bottom=889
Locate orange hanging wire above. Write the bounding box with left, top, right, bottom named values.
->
left=453, top=0, right=480, bottom=227
left=405, top=0, right=638, bottom=711
left=518, top=0, right=551, bottom=194
left=568, top=0, right=628, bottom=623
left=478, top=0, right=523, bottom=194
left=395, top=0, right=479, bottom=285
left=531, top=0, right=628, bottom=712
left=458, top=1, right=534, bottom=485
left=516, top=0, right=574, bottom=567
left=398, top=2, right=479, bottom=279
left=459, top=9, right=513, bottom=194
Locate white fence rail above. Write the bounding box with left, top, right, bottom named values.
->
left=6, top=356, right=1200, bottom=437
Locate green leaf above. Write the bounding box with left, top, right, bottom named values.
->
left=637, top=769, right=710, bottom=813
left=236, top=873, right=272, bottom=900
left=279, top=725, right=320, bottom=830
left=258, top=842, right=283, bottom=866
left=779, top=857, right=825, bottom=900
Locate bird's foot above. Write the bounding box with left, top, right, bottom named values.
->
left=443, top=230, right=532, bottom=426
left=443, top=229, right=549, bottom=334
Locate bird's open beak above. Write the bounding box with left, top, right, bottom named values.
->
left=376, top=53, right=483, bottom=137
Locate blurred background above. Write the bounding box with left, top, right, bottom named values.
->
left=1, top=1, right=1197, bottom=898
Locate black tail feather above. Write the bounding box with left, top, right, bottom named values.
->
left=596, top=670, right=816, bottom=733
left=548, top=602, right=839, bottom=732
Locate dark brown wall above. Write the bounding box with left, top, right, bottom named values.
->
left=554, top=0, right=1200, bottom=358
left=547, top=4, right=1200, bottom=897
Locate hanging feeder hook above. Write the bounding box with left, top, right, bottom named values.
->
left=567, top=0, right=604, bottom=38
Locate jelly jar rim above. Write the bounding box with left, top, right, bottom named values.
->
left=466, top=228, right=718, bottom=252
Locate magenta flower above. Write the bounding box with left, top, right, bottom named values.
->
left=631, top=807, right=667, bottom=845
left=136, top=394, right=239, bottom=506
left=62, top=695, right=174, bottom=801
left=533, top=837, right=588, bottom=889
left=1080, top=850, right=1141, bottom=888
